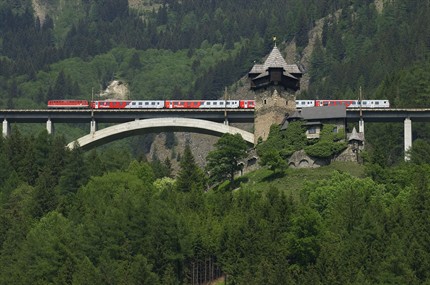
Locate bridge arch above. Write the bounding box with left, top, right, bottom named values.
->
left=67, top=118, right=254, bottom=150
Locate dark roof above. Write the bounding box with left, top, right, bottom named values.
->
left=348, top=127, right=364, bottom=141
left=288, top=110, right=303, bottom=120
left=249, top=46, right=302, bottom=77
left=263, top=46, right=302, bottom=73
left=300, top=106, right=346, bottom=120
left=281, top=107, right=345, bottom=130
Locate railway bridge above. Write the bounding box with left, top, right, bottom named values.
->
left=2, top=107, right=430, bottom=160
left=0, top=108, right=255, bottom=149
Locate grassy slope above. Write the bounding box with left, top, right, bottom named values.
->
left=238, top=162, right=365, bottom=197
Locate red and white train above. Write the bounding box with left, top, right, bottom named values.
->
left=295, top=99, right=390, bottom=108
left=47, top=99, right=390, bottom=109
left=47, top=99, right=255, bottom=109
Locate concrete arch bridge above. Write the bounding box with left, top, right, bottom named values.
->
left=67, top=117, right=254, bottom=150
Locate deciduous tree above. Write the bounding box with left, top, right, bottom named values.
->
left=206, top=133, right=248, bottom=186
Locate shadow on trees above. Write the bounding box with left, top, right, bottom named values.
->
left=262, top=171, right=286, bottom=182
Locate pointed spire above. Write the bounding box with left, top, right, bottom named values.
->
left=263, top=45, right=288, bottom=69
left=348, top=127, right=364, bottom=142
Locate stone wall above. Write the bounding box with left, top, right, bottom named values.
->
left=288, top=150, right=330, bottom=168
left=254, top=87, right=296, bottom=144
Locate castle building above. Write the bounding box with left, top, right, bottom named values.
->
left=249, top=44, right=302, bottom=143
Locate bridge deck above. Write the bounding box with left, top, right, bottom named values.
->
left=0, top=109, right=255, bottom=123
left=3, top=108, right=430, bottom=124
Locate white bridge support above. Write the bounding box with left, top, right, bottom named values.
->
left=68, top=118, right=254, bottom=150
left=90, top=120, right=97, bottom=134
left=359, top=119, right=364, bottom=134
left=2, top=119, right=10, bottom=138
left=404, top=117, right=412, bottom=161
left=46, top=119, right=54, bottom=135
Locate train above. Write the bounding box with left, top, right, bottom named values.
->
left=47, top=99, right=255, bottom=109
left=47, top=99, right=390, bottom=109
left=295, top=99, right=390, bottom=108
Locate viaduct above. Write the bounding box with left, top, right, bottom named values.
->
left=1, top=45, right=428, bottom=161
left=0, top=108, right=427, bottom=161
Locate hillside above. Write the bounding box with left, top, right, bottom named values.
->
left=3, top=1, right=430, bottom=284
left=1, top=128, right=429, bottom=284
left=1, top=0, right=429, bottom=167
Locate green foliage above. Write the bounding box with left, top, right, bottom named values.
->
left=176, top=144, right=205, bottom=193
left=257, top=124, right=289, bottom=173
left=4, top=1, right=430, bottom=284
left=408, top=139, right=430, bottom=165
left=3, top=130, right=430, bottom=284
left=305, top=124, right=347, bottom=158
left=206, top=133, right=248, bottom=186
left=257, top=122, right=306, bottom=173
left=127, top=160, right=156, bottom=185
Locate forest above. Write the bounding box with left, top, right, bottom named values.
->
left=2, top=126, right=430, bottom=284
left=2, top=0, right=430, bottom=284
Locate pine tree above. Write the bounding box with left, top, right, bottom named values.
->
left=176, top=144, right=205, bottom=192
left=59, top=146, right=89, bottom=195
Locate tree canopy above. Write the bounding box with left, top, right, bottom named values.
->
left=206, top=133, right=248, bottom=187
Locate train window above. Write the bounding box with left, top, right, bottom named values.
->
left=151, top=102, right=155, bottom=105
left=139, top=102, right=142, bottom=105
left=145, top=102, right=148, bottom=105
left=132, top=102, right=136, bottom=105
left=375, top=102, right=379, bottom=105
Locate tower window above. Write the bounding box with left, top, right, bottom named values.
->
left=264, top=99, right=267, bottom=104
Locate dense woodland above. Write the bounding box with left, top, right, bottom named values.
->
left=2, top=127, right=430, bottom=284
left=2, top=0, right=430, bottom=284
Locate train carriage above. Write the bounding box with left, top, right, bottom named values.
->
left=164, top=100, right=244, bottom=109
left=91, top=100, right=164, bottom=109
left=48, top=100, right=89, bottom=108
left=296, top=99, right=390, bottom=108
left=295, top=100, right=315, bottom=108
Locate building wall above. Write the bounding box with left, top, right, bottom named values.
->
left=253, top=86, right=296, bottom=144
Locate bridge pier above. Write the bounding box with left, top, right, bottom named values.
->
left=46, top=119, right=54, bottom=135
left=90, top=120, right=98, bottom=134
left=2, top=119, right=10, bottom=138
left=359, top=119, right=364, bottom=133
left=404, top=117, right=412, bottom=161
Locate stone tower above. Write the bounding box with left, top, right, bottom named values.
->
left=248, top=45, right=302, bottom=143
